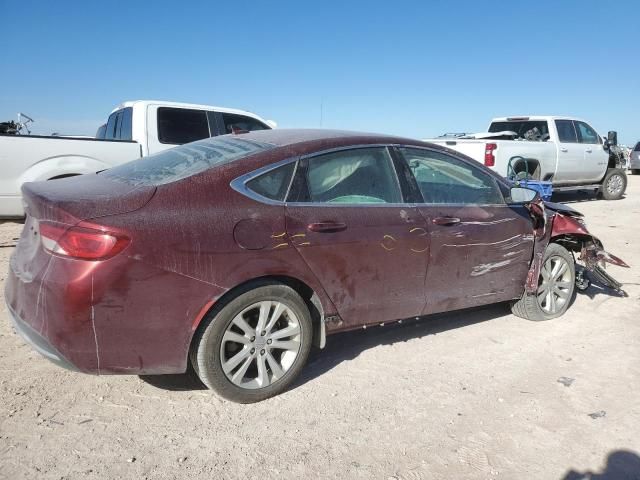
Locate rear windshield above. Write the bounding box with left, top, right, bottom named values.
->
left=104, top=136, right=275, bottom=186
left=488, top=120, right=550, bottom=141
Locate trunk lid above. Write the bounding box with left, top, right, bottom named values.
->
left=21, top=173, right=156, bottom=224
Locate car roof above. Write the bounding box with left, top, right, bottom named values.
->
left=226, top=128, right=429, bottom=151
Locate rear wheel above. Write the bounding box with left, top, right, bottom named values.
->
left=600, top=169, right=627, bottom=200
left=191, top=283, right=312, bottom=403
left=511, top=243, right=575, bottom=321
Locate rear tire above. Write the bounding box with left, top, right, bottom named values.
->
left=511, top=243, right=575, bottom=321
left=600, top=169, right=627, bottom=200
left=191, top=282, right=312, bottom=403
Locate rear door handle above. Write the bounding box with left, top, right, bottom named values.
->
left=432, top=216, right=461, bottom=226
left=308, top=222, right=347, bottom=233
left=585, top=148, right=592, bottom=153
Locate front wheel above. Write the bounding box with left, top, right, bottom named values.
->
left=511, top=243, right=576, bottom=321
left=600, top=169, right=627, bottom=200
left=191, top=283, right=313, bottom=403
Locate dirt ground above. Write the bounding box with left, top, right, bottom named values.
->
left=1, top=177, right=639, bottom=480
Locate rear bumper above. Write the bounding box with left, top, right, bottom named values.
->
left=5, top=299, right=78, bottom=371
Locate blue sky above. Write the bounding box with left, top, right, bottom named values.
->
left=1, top=0, right=638, bottom=144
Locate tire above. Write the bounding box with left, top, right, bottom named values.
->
left=600, top=169, right=627, bottom=200
left=511, top=243, right=575, bottom=321
left=190, top=282, right=313, bottom=403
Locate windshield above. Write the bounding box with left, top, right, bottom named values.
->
left=104, top=136, right=275, bottom=186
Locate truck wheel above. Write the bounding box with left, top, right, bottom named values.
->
left=511, top=243, right=575, bottom=321
left=600, top=169, right=627, bottom=200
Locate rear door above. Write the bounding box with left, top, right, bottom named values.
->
left=284, top=146, right=429, bottom=328
left=553, top=119, right=585, bottom=183
left=396, top=147, right=535, bottom=314
left=574, top=120, right=607, bottom=182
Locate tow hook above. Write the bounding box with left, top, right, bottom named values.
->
left=575, top=267, right=590, bottom=291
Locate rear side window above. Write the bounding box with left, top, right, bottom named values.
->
left=158, top=107, right=211, bottom=145
left=246, top=163, right=295, bottom=201
left=104, top=137, right=275, bottom=186
left=222, top=113, right=269, bottom=134
left=555, top=120, right=578, bottom=143
left=488, top=120, right=549, bottom=141
left=399, top=148, right=504, bottom=205
left=104, top=108, right=133, bottom=141
left=574, top=121, right=599, bottom=144
left=289, top=147, right=402, bottom=204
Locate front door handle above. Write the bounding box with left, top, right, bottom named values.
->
left=560, top=147, right=568, bottom=152
left=432, top=216, right=461, bottom=226
left=308, top=221, right=347, bottom=233
left=585, top=148, right=592, bottom=153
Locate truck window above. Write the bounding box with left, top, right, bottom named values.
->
left=104, top=107, right=133, bottom=141
left=488, top=120, right=549, bottom=141
left=222, top=113, right=269, bottom=134
left=574, top=121, right=599, bottom=144
left=158, top=107, right=211, bottom=145
left=555, top=120, right=578, bottom=143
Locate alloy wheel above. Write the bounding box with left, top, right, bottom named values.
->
left=219, top=301, right=301, bottom=389
left=606, top=173, right=624, bottom=196
left=537, top=256, right=572, bottom=314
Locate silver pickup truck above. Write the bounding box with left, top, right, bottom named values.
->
left=426, top=116, right=627, bottom=200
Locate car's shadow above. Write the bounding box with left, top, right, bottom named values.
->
left=139, top=281, right=627, bottom=394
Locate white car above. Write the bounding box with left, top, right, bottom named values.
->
left=0, top=100, right=274, bottom=217
left=426, top=116, right=627, bottom=200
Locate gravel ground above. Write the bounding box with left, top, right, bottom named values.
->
left=1, top=176, right=639, bottom=480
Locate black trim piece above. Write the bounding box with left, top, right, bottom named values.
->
left=388, top=146, right=424, bottom=203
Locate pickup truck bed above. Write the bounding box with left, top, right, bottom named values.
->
left=0, top=134, right=141, bottom=217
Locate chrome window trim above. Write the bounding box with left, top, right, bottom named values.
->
left=231, top=143, right=407, bottom=207
left=230, top=156, right=299, bottom=206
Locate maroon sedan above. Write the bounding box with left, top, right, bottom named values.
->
left=5, top=129, right=627, bottom=403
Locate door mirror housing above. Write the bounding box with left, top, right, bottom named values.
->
left=607, top=131, right=618, bottom=146
left=509, top=186, right=539, bottom=204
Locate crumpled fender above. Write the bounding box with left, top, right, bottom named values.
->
left=523, top=202, right=629, bottom=293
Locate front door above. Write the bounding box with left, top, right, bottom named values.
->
left=285, top=146, right=429, bottom=328
left=395, top=146, right=535, bottom=314
left=554, top=119, right=587, bottom=184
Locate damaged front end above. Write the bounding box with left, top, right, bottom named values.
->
left=527, top=200, right=629, bottom=293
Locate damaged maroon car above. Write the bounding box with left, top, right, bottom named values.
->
left=4, top=129, right=628, bottom=403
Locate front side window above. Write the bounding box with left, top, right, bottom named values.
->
left=555, top=120, right=578, bottom=143
left=157, top=107, right=210, bottom=145
left=222, top=113, right=269, bottom=134
left=289, top=147, right=402, bottom=204
left=575, top=121, right=599, bottom=144
left=399, top=148, right=504, bottom=205
left=634, top=142, right=640, bottom=152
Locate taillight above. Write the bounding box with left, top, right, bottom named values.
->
left=484, top=143, right=497, bottom=167
left=39, top=222, right=130, bottom=260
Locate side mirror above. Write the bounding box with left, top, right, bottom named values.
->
left=510, top=186, right=539, bottom=204
left=607, top=131, right=618, bottom=146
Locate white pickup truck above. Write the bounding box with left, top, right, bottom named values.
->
left=0, top=100, right=274, bottom=217
left=426, top=116, right=627, bottom=200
